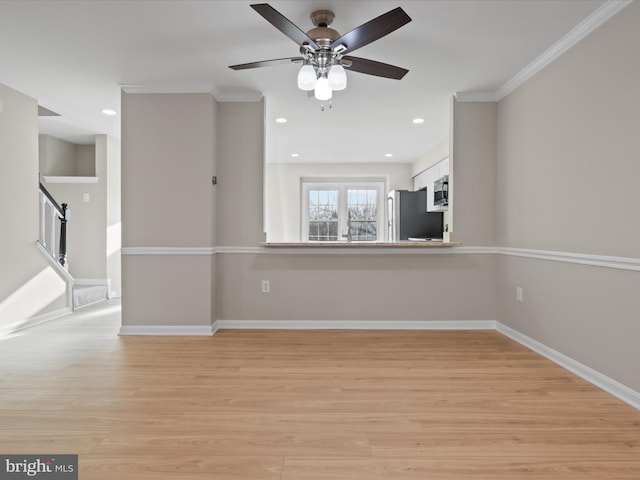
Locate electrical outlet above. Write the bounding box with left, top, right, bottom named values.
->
left=261, top=280, right=270, bottom=293
left=516, top=286, right=523, bottom=302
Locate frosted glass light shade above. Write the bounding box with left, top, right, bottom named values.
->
left=328, top=64, right=347, bottom=91
left=314, top=76, right=332, bottom=101
left=297, top=64, right=317, bottom=91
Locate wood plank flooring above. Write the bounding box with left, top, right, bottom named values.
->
left=1, top=300, right=639, bottom=479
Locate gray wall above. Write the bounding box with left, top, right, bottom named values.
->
left=122, top=93, right=216, bottom=248
left=216, top=101, right=264, bottom=247
left=495, top=1, right=640, bottom=391
left=451, top=100, right=497, bottom=246
left=39, top=134, right=76, bottom=176
left=215, top=100, right=496, bottom=323
left=0, top=83, right=67, bottom=329
left=121, top=92, right=215, bottom=327
left=40, top=135, right=113, bottom=280
left=216, top=253, right=495, bottom=322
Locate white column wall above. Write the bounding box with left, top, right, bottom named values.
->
left=0, top=83, right=67, bottom=330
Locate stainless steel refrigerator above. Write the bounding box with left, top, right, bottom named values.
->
left=387, top=190, right=444, bottom=241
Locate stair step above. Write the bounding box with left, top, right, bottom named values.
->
left=73, top=285, right=109, bottom=310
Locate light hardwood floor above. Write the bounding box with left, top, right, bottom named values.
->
left=1, top=300, right=639, bottom=479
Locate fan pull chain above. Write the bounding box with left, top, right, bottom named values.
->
left=320, top=100, right=333, bottom=112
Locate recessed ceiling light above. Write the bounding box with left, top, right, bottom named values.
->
left=385, top=153, right=393, bottom=158
left=412, top=118, right=425, bottom=124
left=291, top=153, right=299, bottom=158
left=101, top=109, right=117, bottom=116
left=275, top=117, right=287, bottom=123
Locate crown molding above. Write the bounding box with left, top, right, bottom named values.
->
left=495, top=0, right=633, bottom=100
left=454, top=91, right=500, bottom=103
left=120, top=84, right=215, bottom=94
left=120, top=84, right=263, bottom=102
left=212, top=90, right=264, bottom=102
left=456, top=0, right=633, bottom=103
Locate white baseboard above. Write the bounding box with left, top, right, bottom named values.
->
left=215, top=319, right=496, bottom=330
left=121, top=320, right=495, bottom=335
left=0, top=307, right=72, bottom=337
left=496, top=322, right=640, bottom=411
left=73, top=298, right=108, bottom=311
left=118, top=325, right=216, bottom=336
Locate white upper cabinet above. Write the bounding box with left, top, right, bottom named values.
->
left=413, top=157, right=449, bottom=212
left=413, top=169, right=429, bottom=191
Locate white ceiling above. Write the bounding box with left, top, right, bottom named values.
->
left=0, top=0, right=608, bottom=164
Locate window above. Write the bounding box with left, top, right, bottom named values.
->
left=301, top=179, right=386, bottom=242
left=346, top=189, right=379, bottom=241
left=307, top=189, right=339, bottom=241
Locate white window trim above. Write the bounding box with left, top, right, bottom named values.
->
left=301, top=177, right=386, bottom=242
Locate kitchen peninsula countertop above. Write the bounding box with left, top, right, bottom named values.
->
left=261, top=241, right=462, bottom=248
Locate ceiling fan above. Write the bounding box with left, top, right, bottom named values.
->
left=229, top=3, right=412, bottom=102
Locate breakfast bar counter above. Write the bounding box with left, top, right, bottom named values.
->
left=261, top=241, right=462, bottom=248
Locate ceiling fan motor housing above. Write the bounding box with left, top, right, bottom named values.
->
left=306, top=10, right=340, bottom=47
left=310, top=10, right=335, bottom=27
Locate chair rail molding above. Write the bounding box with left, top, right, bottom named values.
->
left=121, top=245, right=640, bottom=271
left=497, top=246, right=640, bottom=272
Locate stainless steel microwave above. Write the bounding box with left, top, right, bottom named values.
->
left=434, top=175, right=449, bottom=207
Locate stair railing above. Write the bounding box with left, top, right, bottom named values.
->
left=39, top=182, right=70, bottom=269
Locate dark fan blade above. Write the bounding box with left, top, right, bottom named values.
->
left=229, top=57, right=303, bottom=70
left=342, top=56, right=408, bottom=80
left=331, top=7, right=411, bottom=55
left=251, top=3, right=319, bottom=50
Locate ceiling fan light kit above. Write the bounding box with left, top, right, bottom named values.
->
left=297, top=62, right=316, bottom=90
left=314, top=75, right=332, bottom=101
left=328, top=64, right=347, bottom=91
left=230, top=3, right=412, bottom=106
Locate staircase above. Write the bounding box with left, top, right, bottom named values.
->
left=40, top=182, right=110, bottom=311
